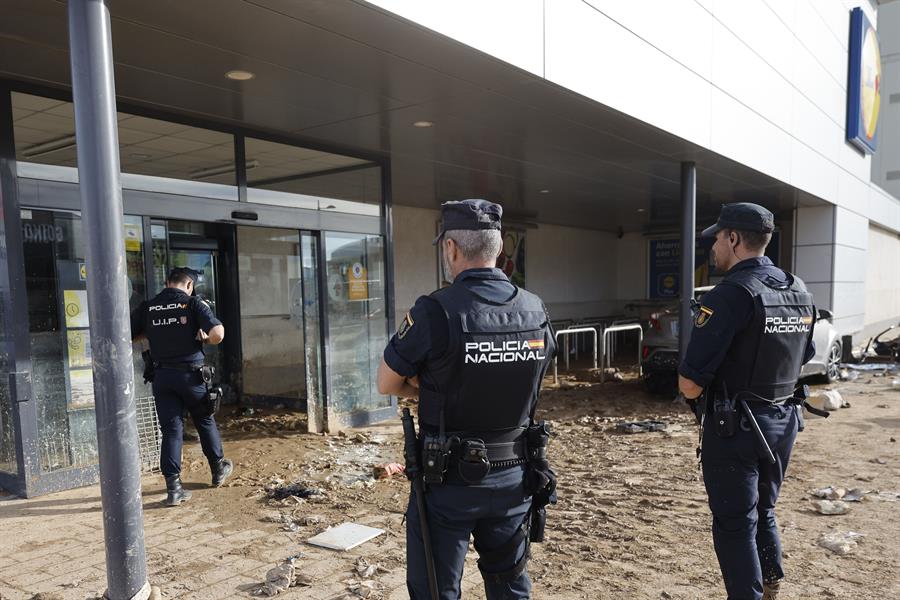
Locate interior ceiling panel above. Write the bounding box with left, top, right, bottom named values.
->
left=0, top=0, right=819, bottom=232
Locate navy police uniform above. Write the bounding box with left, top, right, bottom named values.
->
left=384, top=200, right=556, bottom=599
left=679, top=204, right=816, bottom=600
left=130, top=268, right=226, bottom=489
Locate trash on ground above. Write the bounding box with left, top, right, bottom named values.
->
left=843, top=363, right=898, bottom=371
left=870, top=457, right=888, bottom=465
left=839, top=368, right=859, bottom=381
left=808, top=390, right=843, bottom=412
left=812, top=499, right=850, bottom=515
left=818, top=531, right=865, bottom=555
left=373, top=463, right=405, bottom=479
left=267, top=482, right=320, bottom=501
left=843, top=488, right=867, bottom=502
left=871, top=491, right=900, bottom=502
left=306, top=522, right=385, bottom=551
left=812, top=486, right=847, bottom=500
left=616, top=420, right=669, bottom=434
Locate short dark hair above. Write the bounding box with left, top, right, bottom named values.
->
left=729, top=228, right=772, bottom=252
left=167, top=271, right=194, bottom=287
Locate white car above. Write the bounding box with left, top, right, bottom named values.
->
left=641, top=286, right=842, bottom=393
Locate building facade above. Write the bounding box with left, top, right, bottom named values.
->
left=1, top=0, right=899, bottom=496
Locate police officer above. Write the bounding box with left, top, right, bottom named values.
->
left=377, top=199, right=556, bottom=599
left=131, top=267, right=233, bottom=506
left=678, top=203, right=816, bottom=600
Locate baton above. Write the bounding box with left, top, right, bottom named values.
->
left=739, top=399, right=777, bottom=465
left=401, top=409, right=439, bottom=600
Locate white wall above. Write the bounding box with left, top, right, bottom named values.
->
left=390, top=206, right=621, bottom=323
left=865, top=224, right=900, bottom=331
left=871, top=1, right=900, bottom=200
left=369, top=0, right=900, bottom=236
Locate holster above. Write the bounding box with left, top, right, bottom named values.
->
left=712, top=391, right=738, bottom=438
left=525, top=421, right=556, bottom=543
left=199, top=365, right=221, bottom=416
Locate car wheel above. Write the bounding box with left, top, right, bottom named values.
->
left=825, top=341, right=841, bottom=383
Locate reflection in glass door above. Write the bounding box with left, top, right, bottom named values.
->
left=323, top=232, right=390, bottom=428
left=237, top=226, right=307, bottom=407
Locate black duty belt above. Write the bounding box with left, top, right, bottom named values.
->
left=155, top=362, right=203, bottom=372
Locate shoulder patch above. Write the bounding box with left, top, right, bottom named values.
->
left=695, top=305, right=714, bottom=328
left=397, top=312, right=415, bottom=339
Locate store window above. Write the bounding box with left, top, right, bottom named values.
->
left=323, top=232, right=390, bottom=419
left=21, top=209, right=148, bottom=472
left=245, top=138, right=381, bottom=216
left=12, top=92, right=237, bottom=192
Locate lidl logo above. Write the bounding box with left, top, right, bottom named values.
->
left=847, top=7, right=881, bottom=154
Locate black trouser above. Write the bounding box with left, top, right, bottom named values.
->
left=153, top=367, right=223, bottom=478
left=702, top=403, right=800, bottom=600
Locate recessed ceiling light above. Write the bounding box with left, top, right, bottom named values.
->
left=637, top=208, right=646, bottom=212
left=129, top=153, right=152, bottom=160
left=413, top=121, right=433, bottom=128
left=225, top=70, right=255, bottom=81
left=539, top=189, right=550, bottom=194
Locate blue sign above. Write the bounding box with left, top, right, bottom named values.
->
left=648, top=238, right=712, bottom=299
left=846, top=7, right=881, bottom=154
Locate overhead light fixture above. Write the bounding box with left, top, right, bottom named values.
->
left=539, top=189, right=550, bottom=194
left=225, top=70, right=255, bottom=81
left=637, top=208, right=646, bottom=212
left=22, top=134, right=77, bottom=158
left=413, top=121, right=433, bottom=128
left=190, top=159, right=258, bottom=180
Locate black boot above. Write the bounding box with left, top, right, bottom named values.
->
left=211, top=458, right=233, bottom=487
left=164, top=475, right=192, bottom=507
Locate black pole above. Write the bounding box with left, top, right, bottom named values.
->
left=679, top=162, right=696, bottom=362
left=67, top=2, right=150, bottom=599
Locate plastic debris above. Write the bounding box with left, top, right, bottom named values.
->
left=812, top=486, right=846, bottom=500
left=373, top=463, right=405, bottom=479
left=818, top=531, right=865, bottom=555
left=616, top=420, right=669, bottom=434
left=812, top=499, right=850, bottom=515
left=267, top=482, right=319, bottom=501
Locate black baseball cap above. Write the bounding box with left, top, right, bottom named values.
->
left=167, top=266, right=201, bottom=285
left=432, top=199, right=503, bottom=245
left=701, top=202, right=775, bottom=238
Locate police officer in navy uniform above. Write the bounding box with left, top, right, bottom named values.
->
left=678, top=203, right=816, bottom=600
left=131, top=267, right=233, bottom=506
left=377, top=199, right=557, bottom=599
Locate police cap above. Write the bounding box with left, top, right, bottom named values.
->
left=701, top=202, right=775, bottom=238
left=432, top=199, right=503, bottom=245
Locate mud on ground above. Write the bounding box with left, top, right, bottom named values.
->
left=164, top=367, right=900, bottom=599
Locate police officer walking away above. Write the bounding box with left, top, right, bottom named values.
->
left=678, top=203, right=816, bottom=600
left=377, top=199, right=557, bottom=599
left=131, top=267, right=233, bottom=506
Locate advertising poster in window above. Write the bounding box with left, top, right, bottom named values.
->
left=496, top=230, right=526, bottom=287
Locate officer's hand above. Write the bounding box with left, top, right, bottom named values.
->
left=196, top=328, right=210, bottom=342
left=407, top=375, right=420, bottom=389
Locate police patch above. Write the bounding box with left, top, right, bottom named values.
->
left=180, top=316, right=188, bottom=325
left=397, top=312, right=414, bottom=339
left=695, top=306, right=714, bottom=328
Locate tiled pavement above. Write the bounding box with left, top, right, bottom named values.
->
left=0, top=477, right=488, bottom=600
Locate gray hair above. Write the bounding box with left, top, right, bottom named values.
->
left=445, top=229, right=502, bottom=263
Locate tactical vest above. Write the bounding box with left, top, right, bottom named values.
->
left=143, top=290, right=203, bottom=363
left=712, top=268, right=815, bottom=401
left=418, top=272, right=556, bottom=432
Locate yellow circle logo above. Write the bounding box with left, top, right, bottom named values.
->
left=860, top=25, right=881, bottom=140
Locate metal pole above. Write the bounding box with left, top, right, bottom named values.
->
left=679, top=162, right=696, bottom=363
left=67, top=2, right=150, bottom=599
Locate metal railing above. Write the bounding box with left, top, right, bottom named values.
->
left=553, top=327, right=598, bottom=383
left=600, top=323, right=644, bottom=382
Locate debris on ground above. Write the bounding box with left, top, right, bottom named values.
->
left=267, top=481, right=320, bottom=501
left=818, top=531, right=865, bottom=555
left=871, top=491, right=900, bottom=502
left=839, top=368, right=860, bottom=381
left=812, top=499, right=850, bottom=515
left=616, top=420, right=670, bottom=434
left=255, top=557, right=312, bottom=596
left=307, top=522, right=385, bottom=551
left=373, top=463, right=405, bottom=479
left=810, top=486, right=866, bottom=502
left=808, top=390, right=844, bottom=412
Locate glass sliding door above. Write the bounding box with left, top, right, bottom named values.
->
left=323, top=232, right=390, bottom=428
left=237, top=226, right=307, bottom=407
